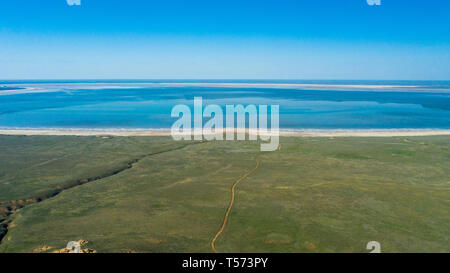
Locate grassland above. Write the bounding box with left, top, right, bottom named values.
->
left=0, top=135, right=449, bottom=253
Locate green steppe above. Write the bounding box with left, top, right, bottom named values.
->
left=0, top=135, right=449, bottom=253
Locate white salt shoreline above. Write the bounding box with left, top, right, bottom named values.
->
left=2, top=82, right=450, bottom=95
left=0, top=128, right=449, bottom=137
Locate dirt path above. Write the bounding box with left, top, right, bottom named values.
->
left=210, top=144, right=282, bottom=253
left=210, top=157, right=261, bottom=253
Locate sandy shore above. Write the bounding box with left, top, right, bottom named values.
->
left=1, top=128, right=449, bottom=137
left=2, top=82, right=449, bottom=95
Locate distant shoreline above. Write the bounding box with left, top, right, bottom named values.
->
left=1, top=82, right=450, bottom=96
left=1, top=128, right=450, bottom=137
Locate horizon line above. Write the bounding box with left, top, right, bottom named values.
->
left=2, top=79, right=450, bottom=82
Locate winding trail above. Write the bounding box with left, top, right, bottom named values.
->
left=210, top=157, right=260, bottom=253
left=210, top=144, right=281, bottom=253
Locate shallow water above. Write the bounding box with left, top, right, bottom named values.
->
left=1, top=81, right=449, bottom=129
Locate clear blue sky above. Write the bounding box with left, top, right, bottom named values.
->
left=1, top=0, right=449, bottom=80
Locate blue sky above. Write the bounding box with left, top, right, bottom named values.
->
left=0, top=0, right=449, bottom=80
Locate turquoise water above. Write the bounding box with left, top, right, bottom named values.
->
left=0, top=81, right=449, bottom=130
